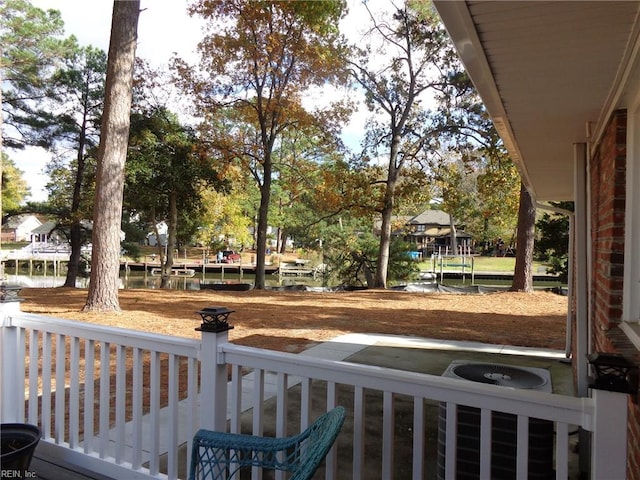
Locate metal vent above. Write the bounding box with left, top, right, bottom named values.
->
left=437, top=360, right=554, bottom=479
left=448, top=362, right=550, bottom=390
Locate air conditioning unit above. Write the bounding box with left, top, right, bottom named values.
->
left=437, top=360, right=554, bottom=480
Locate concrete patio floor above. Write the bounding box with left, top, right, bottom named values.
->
left=29, top=333, right=576, bottom=479
left=335, top=333, right=573, bottom=396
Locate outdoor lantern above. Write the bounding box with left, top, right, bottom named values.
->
left=587, top=352, right=639, bottom=398
left=196, top=306, right=235, bottom=333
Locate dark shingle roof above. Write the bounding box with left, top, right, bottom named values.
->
left=407, top=210, right=451, bottom=226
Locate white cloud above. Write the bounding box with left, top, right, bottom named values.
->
left=31, top=0, right=202, bottom=67
left=33, top=0, right=112, bottom=50
left=137, top=1, right=204, bottom=67
left=7, top=148, right=51, bottom=203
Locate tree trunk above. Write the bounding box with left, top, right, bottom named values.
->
left=64, top=108, right=89, bottom=287
left=449, top=214, right=458, bottom=255
left=511, top=182, right=536, bottom=292
left=482, top=217, right=489, bottom=254
left=83, top=0, right=140, bottom=312
left=254, top=178, right=271, bottom=289
left=64, top=222, right=83, bottom=287
left=374, top=135, right=400, bottom=289
left=152, top=217, right=165, bottom=266
left=278, top=228, right=287, bottom=254
left=375, top=205, right=393, bottom=288
left=161, top=192, right=178, bottom=288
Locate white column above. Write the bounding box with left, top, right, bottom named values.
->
left=574, top=142, right=590, bottom=396
left=198, top=322, right=231, bottom=432
left=0, top=291, right=23, bottom=422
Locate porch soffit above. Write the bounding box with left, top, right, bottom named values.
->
left=434, top=1, right=640, bottom=202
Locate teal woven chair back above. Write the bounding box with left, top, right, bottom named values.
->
left=190, top=406, right=346, bottom=480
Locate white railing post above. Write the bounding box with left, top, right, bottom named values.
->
left=197, top=307, right=234, bottom=432
left=590, top=389, right=628, bottom=480
left=587, top=352, right=637, bottom=480
left=0, top=285, right=24, bottom=422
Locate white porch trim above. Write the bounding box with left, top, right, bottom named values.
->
left=574, top=143, right=591, bottom=398
left=622, top=82, right=640, bottom=351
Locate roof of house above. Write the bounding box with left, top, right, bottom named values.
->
left=407, top=209, right=451, bottom=226
left=30, top=221, right=57, bottom=235
left=3, top=214, right=41, bottom=229
left=433, top=1, right=640, bottom=201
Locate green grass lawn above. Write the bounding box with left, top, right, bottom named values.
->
left=474, top=256, right=517, bottom=272
left=417, top=255, right=549, bottom=274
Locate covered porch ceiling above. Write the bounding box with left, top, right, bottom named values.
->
left=433, top=1, right=640, bottom=202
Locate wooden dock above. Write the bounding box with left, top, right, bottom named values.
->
left=121, top=261, right=280, bottom=276
left=0, top=251, right=70, bottom=277
left=277, top=262, right=317, bottom=279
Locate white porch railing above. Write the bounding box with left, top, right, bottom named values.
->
left=1, top=305, right=201, bottom=480
left=0, top=299, right=629, bottom=480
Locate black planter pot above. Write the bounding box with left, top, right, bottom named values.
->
left=1, top=423, right=41, bottom=474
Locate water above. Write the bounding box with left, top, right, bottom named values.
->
left=2, top=270, right=326, bottom=290
left=2, top=266, right=564, bottom=291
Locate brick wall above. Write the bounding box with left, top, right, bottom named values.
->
left=590, top=110, right=626, bottom=335
left=589, top=109, right=640, bottom=478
